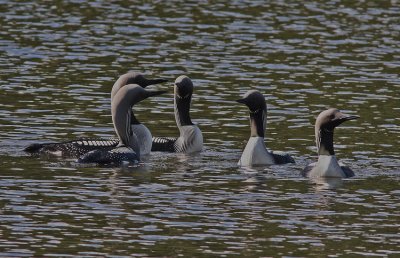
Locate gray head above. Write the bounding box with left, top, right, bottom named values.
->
left=315, top=108, right=359, bottom=133
left=236, top=90, right=267, bottom=137
left=315, top=108, right=359, bottom=155
left=174, top=75, right=194, bottom=126
left=174, top=75, right=193, bottom=99
left=236, top=90, right=267, bottom=113
left=112, top=84, right=166, bottom=150
left=111, top=72, right=168, bottom=101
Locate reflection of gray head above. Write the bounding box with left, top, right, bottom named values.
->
left=112, top=84, right=166, bottom=149
left=315, top=108, right=359, bottom=155
left=236, top=90, right=267, bottom=112
left=174, top=75, right=193, bottom=99
left=111, top=72, right=167, bottom=101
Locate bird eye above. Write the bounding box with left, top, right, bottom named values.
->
left=329, top=114, right=335, bottom=119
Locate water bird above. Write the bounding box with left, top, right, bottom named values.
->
left=24, top=72, right=167, bottom=158
left=302, top=108, right=359, bottom=178
left=111, top=72, right=167, bottom=155
left=78, top=84, right=166, bottom=165
left=151, top=75, right=203, bottom=153
left=236, top=90, right=295, bottom=166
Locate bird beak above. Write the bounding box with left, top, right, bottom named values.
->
left=144, top=78, right=168, bottom=87
left=145, top=90, right=167, bottom=98
left=236, top=98, right=246, bottom=104
left=335, top=114, right=359, bottom=127
left=341, top=115, right=360, bottom=121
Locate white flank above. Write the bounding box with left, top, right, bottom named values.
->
left=238, top=137, right=275, bottom=167
left=309, top=155, right=346, bottom=178
left=50, top=150, right=63, bottom=157
left=176, top=125, right=203, bottom=153
left=132, top=124, right=152, bottom=155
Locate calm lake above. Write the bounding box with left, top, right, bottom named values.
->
left=0, top=0, right=399, bottom=257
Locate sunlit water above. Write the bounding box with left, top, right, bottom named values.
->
left=0, top=1, right=399, bottom=256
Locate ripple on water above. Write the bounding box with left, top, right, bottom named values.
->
left=0, top=0, right=400, bottom=256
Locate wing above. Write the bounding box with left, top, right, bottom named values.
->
left=301, top=162, right=317, bottom=177
left=151, top=137, right=178, bottom=152
left=24, top=138, right=119, bottom=158
left=270, top=151, right=295, bottom=164
left=340, top=165, right=355, bottom=178
left=78, top=146, right=138, bottom=165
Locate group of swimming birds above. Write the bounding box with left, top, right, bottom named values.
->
left=24, top=72, right=360, bottom=178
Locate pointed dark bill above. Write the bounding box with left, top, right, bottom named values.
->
left=236, top=98, right=246, bottom=104
left=341, top=115, right=360, bottom=121
left=144, top=78, right=168, bottom=87
left=145, top=90, right=167, bottom=98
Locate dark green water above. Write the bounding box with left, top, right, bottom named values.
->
left=0, top=1, right=399, bottom=257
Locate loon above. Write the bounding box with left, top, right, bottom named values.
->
left=78, top=84, right=166, bottom=165
left=236, top=90, right=295, bottom=166
left=151, top=75, right=203, bottom=153
left=24, top=72, right=167, bottom=158
left=111, top=72, right=167, bottom=155
left=302, top=108, right=359, bottom=178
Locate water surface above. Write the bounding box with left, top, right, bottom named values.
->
left=0, top=1, right=399, bottom=256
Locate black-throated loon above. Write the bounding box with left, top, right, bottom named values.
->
left=151, top=75, right=203, bottom=153
left=111, top=72, right=167, bottom=155
left=236, top=90, right=295, bottom=166
left=302, top=108, right=359, bottom=178
left=78, top=85, right=166, bottom=165
left=24, top=72, right=167, bottom=158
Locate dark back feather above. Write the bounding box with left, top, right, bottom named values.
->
left=151, top=137, right=178, bottom=152
left=78, top=146, right=138, bottom=165
left=341, top=166, right=355, bottom=178
left=271, top=151, right=295, bottom=165
left=24, top=138, right=119, bottom=158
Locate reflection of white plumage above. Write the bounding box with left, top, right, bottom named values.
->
left=151, top=75, right=203, bottom=153
left=302, top=108, right=359, bottom=178
left=237, top=90, right=294, bottom=167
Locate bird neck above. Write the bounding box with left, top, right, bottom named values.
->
left=249, top=108, right=266, bottom=138
left=113, top=109, right=132, bottom=147
left=131, top=112, right=141, bottom=125
left=317, top=128, right=335, bottom=156
left=114, top=110, right=140, bottom=158
left=175, top=95, right=193, bottom=127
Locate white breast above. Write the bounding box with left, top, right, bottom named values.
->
left=238, top=137, right=275, bottom=167
left=309, top=155, right=346, bottom=178
left=177, top=125, right=203, bottom=153
left=131, top=124, right=152, bottom=155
